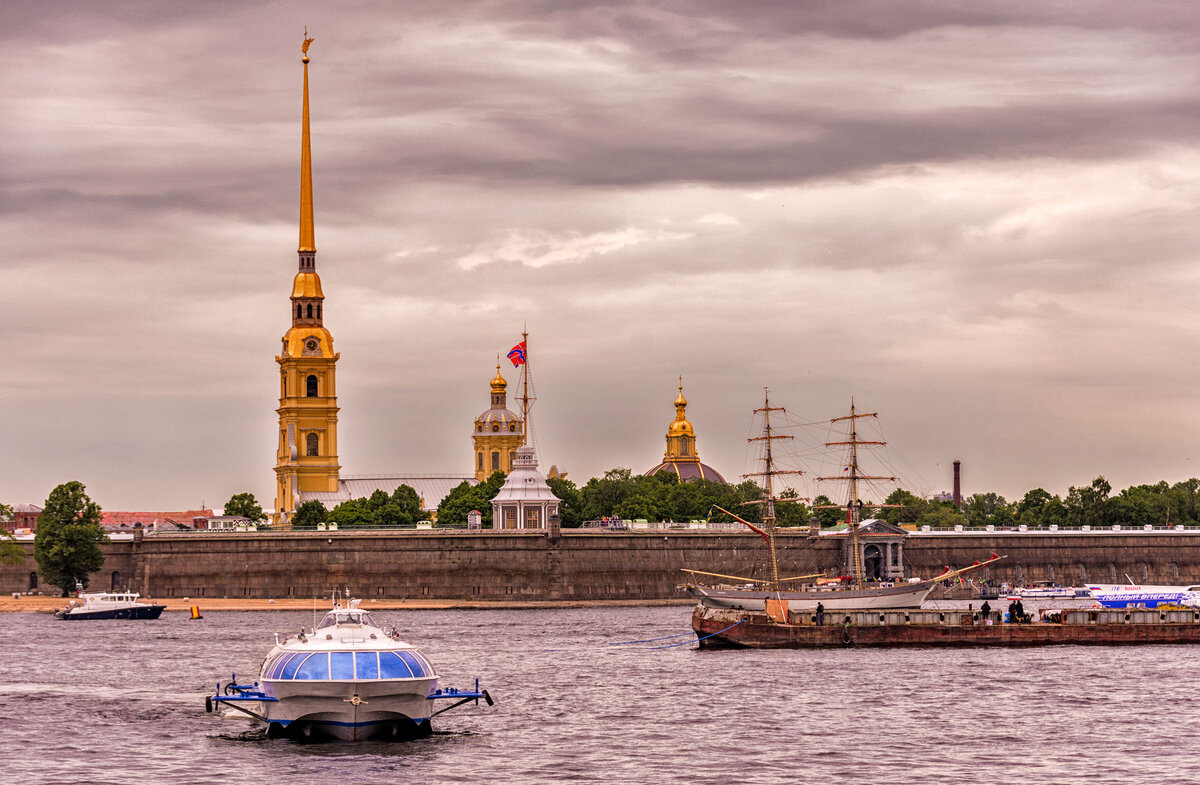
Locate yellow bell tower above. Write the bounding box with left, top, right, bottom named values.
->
left=274, top=31, right=341, bottom=524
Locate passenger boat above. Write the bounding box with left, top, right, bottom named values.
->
left=207, top=594, right=493, bottom=741
left=53, top=584, right=166, bottom=620
left=1086, top=583, right=1200, bottom=609
left=682, top=394, right=999, bottom=612
left=1007, top=584, right=1093, bottom=600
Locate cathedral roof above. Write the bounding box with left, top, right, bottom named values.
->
left=645, top=460, right=726, bottom=484
left=291, top=272, right=324, bottom=299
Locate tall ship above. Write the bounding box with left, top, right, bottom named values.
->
left=684, top=393, right=997, bottom=611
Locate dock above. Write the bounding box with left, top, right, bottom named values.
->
left=692, top=605, right=1200, bottom=648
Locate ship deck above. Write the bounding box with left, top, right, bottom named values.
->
left=692, top=605, right=1200, bottom=648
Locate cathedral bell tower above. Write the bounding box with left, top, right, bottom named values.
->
left=274, top=31, right=341, bottom=524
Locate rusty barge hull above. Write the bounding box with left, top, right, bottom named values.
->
left=693, top=606, right=1200, bottom=649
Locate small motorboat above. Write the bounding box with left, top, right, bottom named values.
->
left=54, top=584, right=166, bottom=620
left=207, top=594, right=493, bottom=741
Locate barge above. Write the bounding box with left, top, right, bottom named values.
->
left=692, top=604, right=1200, bottom=648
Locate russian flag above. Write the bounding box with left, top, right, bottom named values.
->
left=507, top=341, right=526, bottom=366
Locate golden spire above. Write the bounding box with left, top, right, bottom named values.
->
left=674, top=375, right=687, bottom=412
left=491, top=358, right=508, bottom=394
left=298, top=28, right=316, bottom=253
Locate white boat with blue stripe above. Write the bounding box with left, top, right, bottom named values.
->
left=207, top=595, right=492, bottom=741
left=1087, top=583, right=1200, bottom=609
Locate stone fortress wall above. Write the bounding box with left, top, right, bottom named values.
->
left=5, top=531, right=1200, bottom=599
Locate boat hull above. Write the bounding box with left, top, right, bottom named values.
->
left=261, top=677, right=437, bottom=742
left=55, top=604, right=166, bottom=620
left=687, top=581, right=935, bottom=611
left=692, top=605, right=1200, bottom=649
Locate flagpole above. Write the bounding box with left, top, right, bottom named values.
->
left=521, top=327, right=529, bottom=446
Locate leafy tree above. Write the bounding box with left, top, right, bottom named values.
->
left=773, top=488, right=812, bottom=528
left=223, top=492, right=266, bottom=523
left=0, top=502, right=23, bottom=566
left=1014, top=488, right=1054, bottom=528
left=1065, top=476, right=1112, bottom=528
left=879, top=488, right=926, bottom=526
left=291, top=500, right=328, bottom=529
left=33, top=481, right=108, bottom=596
left=810, top=494, right=844, bottom=527
left=915, top=500, right=967, bottom=528
left=436, top=472, right=507, bottom=527
left=546, top=476, right=583, bottom=527
left=962, top=492, right=1011, bottom=528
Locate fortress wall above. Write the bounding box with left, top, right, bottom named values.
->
left=4, top=531, right=1200, bottom=599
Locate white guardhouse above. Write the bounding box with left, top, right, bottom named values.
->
left=490, top=445, right=560, bottom=529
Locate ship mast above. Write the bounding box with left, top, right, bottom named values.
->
left=743, top=388, right=803, bottom=593
left=817, top=398, right=895, bottom=589
left=518, top=327, right=533, bottom=446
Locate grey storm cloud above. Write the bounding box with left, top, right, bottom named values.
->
left=1, top=0, right=1198, bottom=512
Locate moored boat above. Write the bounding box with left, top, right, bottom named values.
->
left=207, top=594, right=493, bottom=741
left=692, top=603, right=1200, bottom=648
left=54, top=585, right=166, bottom=621
left=1086, top=583, right=1200, bottom=608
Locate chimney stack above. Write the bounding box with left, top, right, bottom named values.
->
left=952, top=460, right=962, bottom=508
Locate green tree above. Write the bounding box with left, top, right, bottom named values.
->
left=223, top=492, right=266, bottom=523
left=436, top=472, right=507, bottom=527
left=810, top=494, right=843, bottom=527
left=291, top=500, right=328, bottom=529
left=1014, top=488, right=1054, bottom=528
left=880, top=488, right=926, bottom=526
left=1065, top=476, right=1112, bottom=528
left=33, top=481, right=108, bottom=596
left=546, top=477, right=583, bottom=527
left=0, top=502, right=23, bottom=566
left=915, top=500, right=967, bottom=528
left=773, top=488, right=812, bottom=527
left=962, top=492, right=1011, bottom=528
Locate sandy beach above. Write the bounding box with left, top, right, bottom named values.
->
left=1, top=595, right=694, bottom=613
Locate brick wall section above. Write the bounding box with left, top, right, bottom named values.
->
left=3, top=532, right=1200, bottom=599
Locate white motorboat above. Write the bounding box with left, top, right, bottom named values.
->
left=1086, top=583, right=1200, bottom=609
left=1007, top=585, right=1093, bottom=600
left=54, top=584, right=165, bottom=620
left=207, top=595, right=492, bottom=741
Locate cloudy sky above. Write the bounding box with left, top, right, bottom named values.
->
left=3, top=1, right=1198, bottom=512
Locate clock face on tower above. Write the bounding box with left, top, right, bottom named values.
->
left=303, top=337, right=320, bottom=356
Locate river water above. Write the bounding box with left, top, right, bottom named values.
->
left=2, top=603, right=1196, bottom=785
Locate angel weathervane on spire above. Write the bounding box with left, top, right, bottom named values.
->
left=302, top=27, right=315, bottom=62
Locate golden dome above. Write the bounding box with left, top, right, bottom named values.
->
left=491, top=362, right=507, bottom=394
left=668, top=378, right=693, bottom=436
left=291, top=271, right=324, bottom=299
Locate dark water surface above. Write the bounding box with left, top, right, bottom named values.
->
left=2, top=604, right=1196, bottom=785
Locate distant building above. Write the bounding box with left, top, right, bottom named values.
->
left=467, top=510, right=482, bottom=530
left=644, top=380, right=726, bottom=484
left=199, top=515, right=254, bottom=531
left=933, top=491, right=953, bottom=502
left=473, top=363, right=523, bottom=481
left=492, top=445, right=560, bottom=529
left=100, top=509, right=215, bottom=532
left=2, top=503, right=42, bottom=532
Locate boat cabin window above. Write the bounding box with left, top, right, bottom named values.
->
left=319, top=611, right=377, bottom=627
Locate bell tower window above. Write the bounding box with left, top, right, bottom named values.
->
left=297, top=304, right=302, bottom=319
left=491, top=452, right=500, bottom=470
left=306, top=433, right=319, bottom=456
left=306, top=304, right=313, bottom=318
left=306, top=375, right=318, bottom=397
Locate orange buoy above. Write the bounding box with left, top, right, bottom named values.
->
left=190, top=605, right=203, bottom=620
